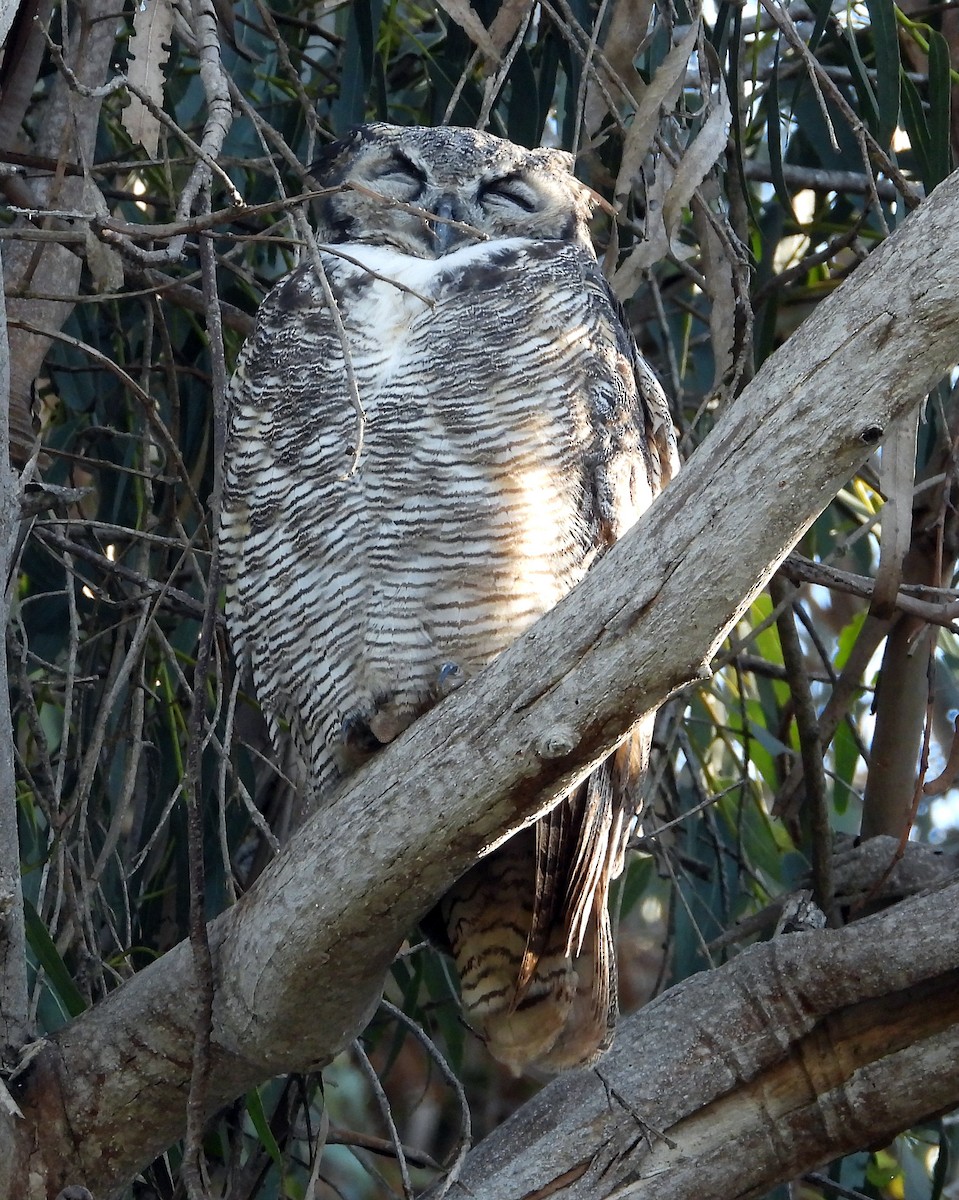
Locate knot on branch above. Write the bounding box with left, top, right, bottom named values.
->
left=534, top=726, right=580, bottom=760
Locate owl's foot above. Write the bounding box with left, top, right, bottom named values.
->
left=436, top=660, right=465, bottom=697
left=339, top=694, right=417, bottom=758
left=339, top=708, right=384, bottom=754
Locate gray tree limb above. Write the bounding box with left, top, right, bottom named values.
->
left=5, top=167, right=959, bottom=1198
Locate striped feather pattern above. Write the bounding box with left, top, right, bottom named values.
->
left=220, top=227, right=678, bottom=1072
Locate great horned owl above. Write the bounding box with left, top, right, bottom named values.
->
left=219, top=123, right=679, bottom=1073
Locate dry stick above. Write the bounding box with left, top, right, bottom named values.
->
left=229, top=83, right=309, bottom=182
left=752, top=219, right=870, bottom=308
left=181, top=212, right=227, bottom=1200
left=38, top=26, right=240, bottom=213
left=871, top=444, right=958, bottom=864
left=741, top=159, right=901, bottom=201
left=180, top=225, right=220, bottom=1200
left=31, top=527, right=214, bottom=624
left=477, top=3, right=536, bottom=131
left=378, top=998, right=472, bottom=1200
left=178, top=0, right=235, bottom=223
left=538, top=0, right=630, bottom=137
left=98, top=189, right=338, bottom=243
left=769, top=574, right=835, bottom=923
left=0, top=242, right=29, bottom=1059
left=250, top=0, right=320, bottom=151
left=292, top=207, right=367, bottom=477
left=8, top=319, right=204, bottom=519
left=548, top=0, right=640, bottom=111
left=443, top=46, right=483, bottom=126
left=303, top=1102, right=331, bottom=1200
left=571, top=0, right=610, bottom=155
left=780, top=553, right=959, bottom=630
left=352, top=1039, right=415, bottom=1200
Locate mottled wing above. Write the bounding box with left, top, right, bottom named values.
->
left=220, top=264, right=358, bottom=802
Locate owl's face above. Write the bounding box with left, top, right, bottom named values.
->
left=310, top=124, right=595, bottom=259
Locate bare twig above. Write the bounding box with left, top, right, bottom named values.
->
left=181, top=199, right=229, bottom=1200
left=0, top=246, right=29, bottom=1061
left=741, top=159, right=901, bottom=201
left=378, top=998, right=472, bottom=1198
left=352, top=1039, right=415, bottom=1200
left=757, top=0, right=920, bottom=209
left=291, top=207, right=366, bottom=477
left=769, top=574, right=834, bottom=922
left=779, top=553, right=959, bottom=630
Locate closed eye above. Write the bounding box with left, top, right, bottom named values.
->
left=480, top=174, right=538, bottom=212
left=375, top=153, right=427, bottom=186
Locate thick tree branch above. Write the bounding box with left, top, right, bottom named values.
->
left=7, top=168, right=959, bottom=1196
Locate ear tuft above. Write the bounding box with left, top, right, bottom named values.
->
left=308, top=125, right=372, bottom=182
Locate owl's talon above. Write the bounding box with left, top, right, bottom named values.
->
left=437, top=661, right=464, bottom=696
left=340, top=709, right=382, bottom=753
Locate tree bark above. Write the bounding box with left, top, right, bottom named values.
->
left=5, top=167, right=959, bottom=1198
left=2, top=0, right=118, bottom=461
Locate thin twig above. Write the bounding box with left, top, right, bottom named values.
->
left=181, top=201, right=228, bottom=1200
left=757, top=0, right=920, bottom=209
left=378, top=998, right=472, bottom=1198
left=477, top=4, right=536, bottom=131
left=769, top=574, right=834, bottom=923
left=291, top=207, right=366, bottom=477
left=780, top=553, right=959, bottom=630
left=352, top=1039, right=415, bottom=1200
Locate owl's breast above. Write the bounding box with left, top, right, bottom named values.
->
left=222, top=236, right=649, bottom=770
left=310, top=246, right=609, bottom=674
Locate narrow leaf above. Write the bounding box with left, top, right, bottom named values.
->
left=766, top=38, right=796, bottom=222
left=842, top=20, right=881, bottom=141
left=615, top=19, right=701, bottom=204
left=245, top=1088, right=284, bottom=1166
left=928, top=30, right=953, bottom=188
left=865, top=0, right=900, bottom=146
left=661, top=74, right=732, bottom=236
left=899, top=68, right=933, bottom=186
left=435, top=0, right=500, bottom=63
left=23, top=899, right=87, bottom=1019
left=122, top=0, right=174, bottom=157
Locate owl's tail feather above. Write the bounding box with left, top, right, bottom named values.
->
left=532, top=900, right=617, bottom=1074
left=440, top=723, right=650, bottom=1073
left=442, top=842, right=616, bottom=1073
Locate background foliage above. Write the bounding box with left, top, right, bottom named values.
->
left=3, top=0, right=959, bottom=1193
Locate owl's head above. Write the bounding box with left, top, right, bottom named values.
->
left=309, top=123, right=595, bottom=258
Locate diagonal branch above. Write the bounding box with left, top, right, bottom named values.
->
left=6, top=167, right=959, bottom=1198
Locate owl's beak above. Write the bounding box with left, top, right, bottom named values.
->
left=430, top=195, right=465, bottom=254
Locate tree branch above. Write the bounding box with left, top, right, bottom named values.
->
left=0, top=249, right=29, bottom=1057
left=7, top=167, right=959, bottom=1197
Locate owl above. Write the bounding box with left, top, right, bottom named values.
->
left=219, top=123, right=679, bottom=1073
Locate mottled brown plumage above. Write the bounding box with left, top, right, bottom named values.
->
left=219, top=123, right=678, bottom=1073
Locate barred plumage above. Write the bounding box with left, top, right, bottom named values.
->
left=220, top=123, right=678, bottom=1073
